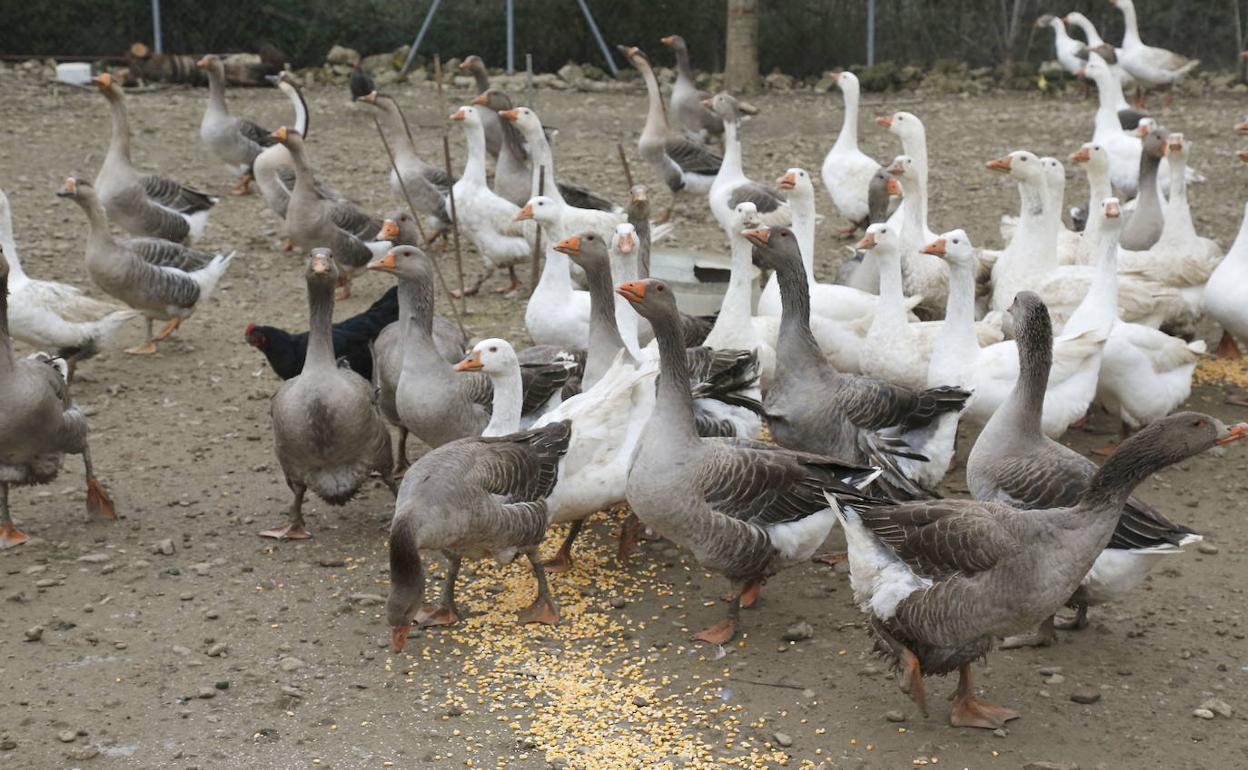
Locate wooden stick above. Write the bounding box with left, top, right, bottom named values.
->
left=616, top=143, right=634, bottom=190
left=525, top=53, right=534, bottom=107
left=442, top=134, right=468, bottom=314
left=433, top=53, right=443, bottom=96
left=371, top=116, right=468, bottom=339
left=528, top=165, right=546, bottom=294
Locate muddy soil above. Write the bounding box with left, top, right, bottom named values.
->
left=1, top=73, right=1247, bottom=770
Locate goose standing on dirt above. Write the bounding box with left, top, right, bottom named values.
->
left=196, top=55, right=276, bottom=195
left=821, top=71, right=881, bottom=235
left=386, top=419, right=572, bottom=652
left=0, top=249, right=116, bottom=549
left=91, top=73, right=215, bottom=243
left=1204, top=197, right=1248, bottom=362
left=838, top=399, right=1246, bottom=727
left=618, top=45, right=722, bottom=222
left=57, top=178, right=234, bottom=355
left=1109, top=0, right=1199, bottom=98
left=262, top=249, right=395, bottom=540
left=744, top=226, right=970, bottom=500
left=253, top=72, right=345, bottom=233
left=0, top=188, right=136, bottom=376
left=966, top=290, right=1214, bottom=648
left=357, top=91, right=453, bottom=239
left=705, top=93, right=790, bottom=236
left=1036, top=15, right=1088, bottom=75
left=659, top=35, right=722, bottom=142
left=619, top=277, right=879, bottom=643
left=272, top=127, right=389, bottom=298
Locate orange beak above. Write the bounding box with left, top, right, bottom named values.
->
left=1104, top=200, right=1121, bottom=219
left=623, top=46, right=640, bottom=58
left=986, top=155, right=1012, bottom=173
left=885, top=177, right=902, bottom=196
left=1217, top=422, right=1248, bottom=445
left=1238, top=150, right=1248, bottom=163
left=1236, top=121, right=1248, bottom=135
left=887, top=160, right=905, bottom=176
left=453, top=351, right=484, bottom=372
left=920, top=238, right=946, bottom=257
left=271, top=126, right=288, bottom=142
left=1158, top=141, right=1167, bottom=156
left=196, top=55, right=211, bottom=69
left=741, top=227, right=770, bottom=246
left=1136, top=123, right=1150, bottom=137
left=660, top=35, right=675, bottom=45
left=1070, top=147, right=1091, bottom=164
left=391, top=624, right=412, bottom=653
left=377, top=219, right=400, bottom=241
left=310, top=254, right=332, bottom=274
left=617, top=233, right=635, bottom=253
left=458, top=60, right=472, bottom=70
left=776, top=171, right=797, bottom=190
left=1074, top=67, right=1086, bottom=77
left=471, top=93, right=489, bottom=106
left=701, top=97, right=714, bottom=108
left=856, top=232, right=877, bottom=250
left=875, top=115, right=893, bottom=129
left=366, top=252, right=398, bottom=273
left=499, top=109, right=520, bottom=122
left=92, top=73, right=112, bottom=89
left=616, top=281, right=646, bottom=303
left=554, top=235, right=581, bottom=255
left=450, top=109, right=466, bottom=122
left=357, top=91, right=378, bottom=104
left=514, top=203, right=534, bottom=221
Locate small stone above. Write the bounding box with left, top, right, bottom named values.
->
left=609, top=597, right=627, bottom=609
left=445, top=704, right=464, bottom=717
left=57, top=730, right=76, bottom=743
left=772, top=732, right=793, bottom=747
left=0, top=738, right=15, bottom=750
left=885, top=710, right=906, bottom=722
left=35, top=578, right=57, bottom=588
left=1193, top=708, right=1215, bottom=719
left=1200, top=698, right=1232, bottom=718
left=153, top=539, right=175, bottom=556
left=631, top=694, right=649, bottom=707
left=781, top=621, right=814, bottom=642
left=1196, top=542, right=1218, bottom=555
left=348, top=593, right=385, bottom=606
left=280, top=685, right=304, bottom=699
left=204, top=609, right=220, bottom=620
left=172, top=645, right=192, bottom=656
left=1070, top=688, right=1101, bottom=705
left=76, top=553, right=110, bottom=563
left=24, top=625, right=44, bottom=642
left=317, top=557, right=346, bottom=568
left=992, top=727, right=1009, bottom=738
left=326, top=45, right=359, bottom=66
left=802, top=689, right=816, bottom=699
left=279, top=656, right=306, bottom=672
left=66, top=747, right=99, bottom=760
left=1045, top=673, right=1066, bottom=685
left=207, top=643, right=228, bottom=657
left=1022, top=763, right=1078, bottom=770
left=1037, top=666, right=1063, bottom=676
left=215, top=681, right=230, bottom=690
left=197, top=687, right=216, bottom=699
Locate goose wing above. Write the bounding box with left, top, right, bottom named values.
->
left=851, top=499, right=1023, bottom=581
left=140, top=174, right=215, bottom=213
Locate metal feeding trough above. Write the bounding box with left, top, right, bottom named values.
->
left=649, top=249, right=762, bottom=317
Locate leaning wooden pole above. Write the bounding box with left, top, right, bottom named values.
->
left=442, top=134, right=468, bottom=315
left=617, top=143, right=634, bottom=190
left=371, top=116, right=467, bottom=339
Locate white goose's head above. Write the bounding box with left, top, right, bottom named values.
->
left=1069, top=142, right=1108, bottom=176
left=921, top=229, right=975, bottom=269
left=1100, top=197, right=1123, bottom=232
left=732, top=201, right=760, bottom=232
left=775, top=168, right=813, bottom=201
left=835, top=70, right=861, bottom=97
left=1075, top=52, right=1111, bottom=83
left=450, top=105, right=485, bottom=130
left=986, top=150, right=1043, bottom=183
left=514, top=195, right=562, bottom=225
left=856, top=222, right=900, bottom=255
left=498, top=106, right=544, bottom=140
left=886, top=155, right=917, bottom=193
left=875, top=111, right=924, bottom=146
left=455, top=338, right=519, bottom=377
left=612, top=223, right=639, bottom=258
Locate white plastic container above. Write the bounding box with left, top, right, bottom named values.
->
left=650, top=249, right=760, bottom=317
left=56, top=62, right=93, bottom=86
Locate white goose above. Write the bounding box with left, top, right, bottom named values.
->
left=820, top=71, right=881, bottom=234
left=705, top=93, right=790, bottom=236
left=1062, top=11, right=1135, bottom=87
left=886, top=155, right=949, bottom=320
left=449, top=105, right=532, bottom=297
left=703, top=203, right=777, bottom=386
left=1110, top=0, right=1199, bottom=91
left=757, top=168, right=918, bottom=324
left=1036, top=14, right=1088, bottom=75
left=0, top=189, right=136, bottom=373
left=1203, top=186, right=1248, bottom=361
left=522, top=202, right=590, bottom=350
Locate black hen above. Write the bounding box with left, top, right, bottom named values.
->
left=246, top=286, right=398, bottom=380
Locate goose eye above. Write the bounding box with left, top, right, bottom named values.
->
left=1193, top=419, right=1205, bottom=428
left=489, top=346, right=498, bottom=353
left=656, top=285, right=665, bottom=292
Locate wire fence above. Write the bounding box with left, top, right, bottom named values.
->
left=2, top=0, right=1243, bottom=76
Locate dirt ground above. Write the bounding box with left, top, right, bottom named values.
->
left=1, top=69, right=1247, bottom=770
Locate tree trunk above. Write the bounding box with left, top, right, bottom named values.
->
left=725, top=0, right=760, bottom=93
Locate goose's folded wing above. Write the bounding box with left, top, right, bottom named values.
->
left=700, top=440, right=876, bottom=526
left=1111, top=495, right=1200, bottom=550
left=238, top=119, right=277, bottom=148
left=329, top=203, right=382, bottom=239
left=519, top=363, right=572, bottom=414
left=853, top=500, right=1021, bottom=581
left=140, top=174, right=214, bottom=213
left=129, top=238, right=217, bottom=271
left=665, top=138, right=722, bottom=175
left=726, top=182, right=787, bottom=214
left=981, top=450, right=1092, bottom=510
left=837, top=375, right=942, bottom=432
left=472, top=420, right=572, bottom=501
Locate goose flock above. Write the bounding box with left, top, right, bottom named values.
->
left=3, top=8, right=1248, bottom=734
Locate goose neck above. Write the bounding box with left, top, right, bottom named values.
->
left=283, top=84, right=310, bottom=137
left=105, top=94, right=132, bottom=163
left=206, top=70, right=228, bottom=115
left=483, top=365, right=523, bottom=436
left=460, top=121, right=489, bottom=185
left=638, top=62, right=670, bottom=136
left=674, top=47, right=695, bottom=83
left=1164, top=156, right=1195, bottom=239
left=1119, top=4, right=1142, bottom=47
left=834, top=83, right=861, bottom=149
left=650, top=308, right=699, bottom=443
left=774, top=255, right=824, bottom=363
left=582, top=257, right=632, bottom=389
left=303, top=277, right=338, bottom=371
left=721, top=119, right=744, bottom=176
